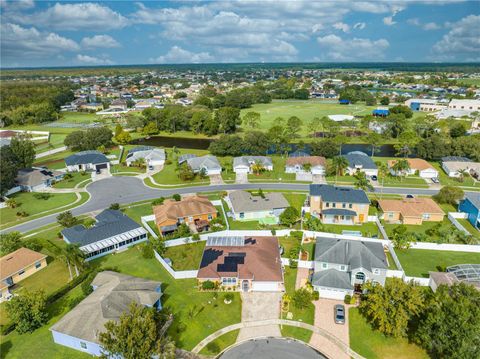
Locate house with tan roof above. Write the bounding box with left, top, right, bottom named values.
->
left=197, top=236, right=284, bottom=292
left=285, top=156, right=327, bottom=175
left=0, top=248, right=47, bottom=301
left=153, top=195, right=217, bottom=235
left=378, top=198, right=445, bottom=225
left=388, top=158, right=438, bottom=179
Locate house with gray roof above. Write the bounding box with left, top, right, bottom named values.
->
left=50, top=271, right=162, bottom=356
left=233, top=156, right=273, bottom=174
left=6, top=167, right=65, bottom=195
left=343, top=152, right=378, bottom=176
left=65, top=150, right=110, bottom=173
left=186, top=155, right=222, bottom=175
left=125, top=146, right=165, bottom=167
left=312, top=236, right=388, bottom=299
left=226, top=190, right=289, bottom=223
left=309, top=184, right=370, bottom=224
left=61, top=209, right=147, bottom=260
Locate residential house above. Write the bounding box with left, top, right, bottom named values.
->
left=61, top=209, right=147, bottom=260
left=65, top=151, right=110, bottom=173
left=388, top=158, right=439, bottom=179
left=186, top=155, right=222, bottom=175
left=459, top=192, right=480, bottom=230
left=226, top=190, right=289, bottom=223
left=125, top=146, right=165, bottom=167
left=51, top=271, right=162, bottom=356
left=110, top=98, right=128, bottom=110
left=441, top=156, right=480, bottom=178
left=312, top=237, right=388, bottom=299
left=285, top=156, right=327, bottom=175
left=378, top=198, right=445, bottom=225
left=153, top=195, right=217, bottom=235
left=7, top=167, right=64, bottom=195
left=197, top=236, right=284, bottom=292
left=233, top=156, right=273, bottom=174
left=343, top=152, right=378, bottom=177
left=309, top=184, right=370, bottom=224
left=79, top=103, right=103, bottom=112
left=429, top=264, right=480, bottom=292
left=448, top=99, right=480, bottom=112
left=1, top=248, right=47, bottom=300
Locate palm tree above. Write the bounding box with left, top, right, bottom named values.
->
left=457, top=168, right=469, bottom=183
left=392, top=159, right=411, bottom=182
left=251, top=161, right=265, bottom=176
left=65, top=244, right=86, bottom=277
left=376, top=162, right=389, bottom=198
left=331, top=156, right=349, bottom=181
left=301, top=163, right=312, bottom=173
left=354, top=171, right=373, bottom=191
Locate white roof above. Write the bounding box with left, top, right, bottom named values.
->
left=328, top=114, right=354, bottom=122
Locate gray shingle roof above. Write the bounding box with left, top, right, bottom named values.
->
left=322, top=208, right=357, bottom=216
left=314, top=237, right=387, bottom=272
left=344, top=152, right=377, bottom=170
left=233, top=156, right=273, bottom=168
left=61, top=209, right=142, bottom=246
left=15, top=168, right=64, bottom=187
left=126, top=147, right=165, bottom=163
left=50, top=271, right=161, bottom=343
left=441, top=156, right=471, bottom=162
left=65, top=150, right=109, bottom=166
left=187, top=155, right=221, bottom=171
left=464, top=192, right=480, bottom=209
left=309, top=184, right=370, bottom=204
left=312, top=269, right=353, bottom=290
left=228, top=190, right=289, bottom=213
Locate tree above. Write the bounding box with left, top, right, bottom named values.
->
left=389, top=105, right=413, bottom=119
left=331, top=156, right=349, bottom=176
left=56, top=211, right=78, bottom=228
left=310, top=139, right=340, bottom=158
left=242, top=131, right=271, bottom=155
left=189, top=110, right=211, bottom=134
left=415, top=135, right=451, bottom=161
left=115, top=130, right=131, bottom=145
left=6, top=290, right=48, bottom=334
left=208, top=134, right=244, bottom=156
left=10, top=136, right=35, bottom=168
left=64, top=244, right=86, bottom=277
left=415, top=283, right=480, bottom=359
left=64, top=127, right=113, bottom=151
left=193, top=95, right=212, bottom=109
left=391, top=225, right=415, bottom=250
left=365, top=132, right=383, bottom=156
left=242, top=111, right=261, bottom=129
left=457, top=168, right=469, bottom=183
left=434, top=186, right=464, bottom=205
left=449, top=122, right=466, bottom=138
left=267, top=124, right=288, bottom=153
left=291, top=288, right=313, bottom=309
left=395, top=131, right=419, bottom=157
left=142, top=121, right=159, bottom=136
left=391, top=159, right=411, bottom=181
left=286, top=116, right=303, bottom=138
left=99, top=302, right=175, bottom=359
left=380, top=96, right=390, bottom=106
left=359, top=278, right=424, bottom=338
left=215, top=107, right=241, bottom=134
left=279, top=207, right=300, bottom=227
left=0, top=231, right=23, bottom=256
left=0, top=146, right=19, bottom=195
left=354, top=171, right=373, bottom=191
left=251, top=161, right=265, bottom=176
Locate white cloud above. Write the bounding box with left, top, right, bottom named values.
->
left=317, top=34, right=389, bottom=60
left=383, top=6, right=403, bottom=26
left=76, top=54, right=114, bottom=65
left=353, top=22, right=366, bottom=30
left=333, top=22, right=350, bottom=33
left=14, top=2, right=128, bottom=30
left=0, top=0, right=34, bottom=10
left=150, top=46, right=214, bottom=64
left=1, top=23, right=79, bottom=62
left=81, top=35, right=121, bottom=49
left=432, top=15, right=480, bottom=60
left=423, top=22, right=441, bottom=30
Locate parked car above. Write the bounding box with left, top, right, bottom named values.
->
left=148, top=165, right=154, bottom=171
left=371, top=175, right=378, bottom=181
left=431, top=177, right=440, bottom=184
left=406, top=194, right=415, bottom=199
left=95, top=169, right=100, bottom=174
left=334, top=304, right=345, bottom=324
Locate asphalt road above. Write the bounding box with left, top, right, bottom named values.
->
left=219, top=338, right=326, bottom=359
left=2, top=176, right=445, bottom=234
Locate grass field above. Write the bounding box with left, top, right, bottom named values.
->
left=382, top=218, right=462, bottom=243
left=349, top=307, right=428, bottom=359
left=240, top=100, right=376, bottom=139
left=396, top=249, right=480, bottom=277
left=247, top=156, right=296, bottom=182
left=320, top=222, right=382, bottom=238
left=163, top=241, right=206, bottom=271
left=199, top=329, right=239, bottom=356
left=456, top=78, right=480, bottom=86
left=456, top=218, right=480, bottom=239
left=53, top=172, right=91, bottom=188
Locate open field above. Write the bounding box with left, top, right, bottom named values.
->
left=382, top=218, right=464, bottom=243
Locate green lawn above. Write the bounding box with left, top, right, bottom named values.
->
left=326, top=175, right=357, bottom=184
left=199, top=329, right=239, bottom=356
left=456, top=218, right=480, bottom=239
left=163, top=241, right=206, bottom=271
left=321, top=222, right=382, bottom=238
left=385, top=251, right=398, bottom=270
left=122, top=202, right=153, bottom=223
left=431, top=162, right=479, bottom=188
left=33, top=149, right=74, bottom=169
left=349, top=307, right=429, bottom=359
left=383, top=218, right=461, bottom=243
left=381, top=175, right=429, bottom=188
left=283, top=192, right=307, bottom=210
left=247, top=156, right=296, bottom=182
left=240, top=100, right=376, bottom=140
left=279, top=235, right=302, bottom=258
left=456, top=78, right=480, bottom=86
left=53, top=172, right=91, bottom=189
left=396, top=249, right=480, bottom=277
left=0, top=192, right=78, bottom=227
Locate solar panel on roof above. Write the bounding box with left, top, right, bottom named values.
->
left=207, top=236, right=245, bottom=247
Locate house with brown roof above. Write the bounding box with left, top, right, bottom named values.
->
left=197, top=236, right=284, bottom=292
left=388, top=158, right=439, bottom=179
left=285, top=156, right=327, bottom=175
left=0, top=248, right=47, bottom=301
left=153, top=195, right=217, bottom=235
left=378, top=198, right=445, bottom=225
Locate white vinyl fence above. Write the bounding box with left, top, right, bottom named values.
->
left=448, top=212, right=471, bottom=236
left=153, top=250, right=198, bottom=279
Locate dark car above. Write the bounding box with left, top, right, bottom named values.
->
left=406, top=194, right=415, bottom=199
left=334, top=304, right=345, bottom=324
left=371, top=175, right=378, bottom=181
left=431, top=177, right=440, bottom=184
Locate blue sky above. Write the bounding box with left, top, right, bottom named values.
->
left=1, top=0, right=479, bottom=68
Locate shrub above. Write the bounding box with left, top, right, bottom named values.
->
left=224, top=293, right=234, bottom=302
left=202, top=280, right=215, bottom=290
left=312, top=291, right=320, bottom=301
left=191, top=233, right=200, bottom=241
left=109, top=203, right=120, bottom=210
left=141, top=242, right=154, bottom=259
left=344, top=294, right=352, bottom=304
left=152, top=197, right=165, bottom=206
left=172, top=194, right=181, bottom=201
left=289, top=258, right=298, bottom=269
left=292, top=288, right=313, bottom=309
left=33, top=193, right=51, bottom=200
left=165, top=159, right=172, bottom=165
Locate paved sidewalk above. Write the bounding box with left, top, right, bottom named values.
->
left=295, top=267, right=310, bottom=289
left=35, top=146, right=67, bottom=159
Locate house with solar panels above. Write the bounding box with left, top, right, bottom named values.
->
left=197, top=236, right=284, bottom=292
left=61, top=209, right=147, bottom=260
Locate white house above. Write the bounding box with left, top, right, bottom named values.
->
left=344, top=152, right=378, bottom=177
left=448, top=99, right=480, bottom=112
left=185, top=155, right=222, bottom=176
left=65, top=151, right=110, bottom=173
left=441, top=156, right=480, bottom=178
left=125, top=146, right=165, bottom=167
left=233, top=156, right=273, bottom=174
left=388, top=158, right=438, bottom=179
left=226, top=190, right=289, bottom=222
left=285, top=156, right=327, bottom=175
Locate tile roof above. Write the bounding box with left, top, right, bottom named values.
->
left=378, top=198, right=444, bottom=218
left=286, top=156, right=326, bottom=167
left=314, top=237, right=387, bottom=272
left=228, top=190, right=289, bottom=213
left=387, top=158, right=436, bottom=171
left=65, top=151, right=109, bottom=166
left=50, top=271, right=162, bottom=344
left=344, top=152, right=377, bottom=170
left=0, top=248, right=47, bottom=283
left=197, top=236, right=283, bottom=282
left=310, top=184, right=370, bottom=204
left=153, top=196, right=216, bottom=226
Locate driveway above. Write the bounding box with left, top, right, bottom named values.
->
left=235, top=172, right=248, bottom=184
left=295, top=267, right=310, bottom=290
left=309, top=299, right=350, bottom=359
left=209, top=174, right=224, bottom=185
left=237, top=292, right=283, bottom=341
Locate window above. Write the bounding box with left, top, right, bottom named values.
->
left=340, top=265, right=346, bottom=271
left=422, top=213, right=430, bottom=220
left=388, top=212, right=394, bottom=218
left=332, top=203, right=336, bottom=208
left=18, top=270, right=25, bottom=276
left=325, top=202, right=329, bottom=208
left=208, top=214, right=213, bottom=220
left=322, top=263, right=328, bottom=269
left=349, top=203, right=353, bottom=209
left=188, top=216, right=194, bottom=222
left=221, top=277, right=237, bottom=286
left=374, top=268, right=380, bottom=275
left=342, top=203, right=346, bottom=208
left=355, top=272, right=365, bottom=280
left=80, top=342, right=87, bottom=349
left=239, top=212, right=244, bottom=219
left=35, top=261, right=42, bottom=269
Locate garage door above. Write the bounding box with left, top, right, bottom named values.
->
left=315, top=287, right=350, bottom=300
left=251, top=281, right=280, bottom=292
left=96, top=163, right=108, bottom=170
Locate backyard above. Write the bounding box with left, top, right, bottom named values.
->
left=163, top=241, right=206, bottom=271
left=320, top=222, right=382, bottom=238
left=396, top=249, right=480, bottom=277
left=382, top=218, right=465, bottom=243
